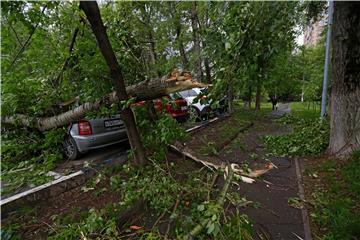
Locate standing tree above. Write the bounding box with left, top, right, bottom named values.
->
left=190, top=1, right=203, bottom=82
left=168, top=1, right=189, bottom=70
left=329, top=1, right=360, bottom=157
left=79, top=1, right=147, bottom=166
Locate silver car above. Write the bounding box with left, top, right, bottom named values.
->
left=63, top=114, right=128, bottom=160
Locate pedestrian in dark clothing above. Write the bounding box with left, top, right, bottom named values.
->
left=270, top=95, right=278, bottom=110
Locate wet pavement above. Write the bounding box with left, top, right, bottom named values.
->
left=236, top=157, right=305, bottom=240
left=220, top=104, right=307, bottom=239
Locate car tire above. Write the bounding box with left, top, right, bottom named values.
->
left=189, top=107, right=201, bottom=122
left=63, top=136, right=80, bottom=160
left=201, top=107, right=211, bottom=121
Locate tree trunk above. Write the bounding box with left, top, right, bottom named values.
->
left=2, top=72, right=208, bottom=131
left=255, top=82, right=261, bottom=111
left=197, top=5, right=211, bottom=83
left=80, top=1, right=147, bottom=166
left=169, top=2, right=189, bottom=70
left=175, top=22, right=189, bottom=70
left=328, top=1, right=360, bottom=158
left=204, top=58, right=211, bottom=83
left=139, top=3, right=161, bottom=78
left=227, top=83, right=234, bottom=114
left=190, top=2, right=203, bottom=82
left=149, top=30, right=159, bottom=77
left=243, top=86, right=252, bottom=110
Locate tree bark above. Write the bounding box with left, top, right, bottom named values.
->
left=204, top=58, right=211, bottom=83
left=2, top=72, right=208, bottom=131
left=197, top=5, right=212, bottom=83
left=227, top=83, right=234, bottom=114
left=80, top=1, right=147, bottom=166
left=255, top=82, right=261, bottom=111
left=175, top=18, right=189, bottom=69
left=190, top=2, right=203, bottom=82
left=329, top=1, right=360, bottom=158
left=243, top=86, right=252, bottom=110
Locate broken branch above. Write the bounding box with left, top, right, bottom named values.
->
left=184, top=164, right=234, bottom=239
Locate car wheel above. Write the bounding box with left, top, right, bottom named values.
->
left=188, top=107, right=201, bottom=122
left=63, top=136, right=80, bottom=160
left=202, top=107, right=211, bottom=121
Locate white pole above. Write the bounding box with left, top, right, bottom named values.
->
left=320, top=1, right=334, bottom=118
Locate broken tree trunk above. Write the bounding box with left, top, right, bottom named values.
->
left=2, top=71, right=208, bottom=131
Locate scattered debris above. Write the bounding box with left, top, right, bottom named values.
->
left=169, top=144, right=275, bottom=184
left=292, top=232, right=304, bottom=240
left=129, top=225, right=143, bottom=230
left=185, top=117, right=225, bottom=133
left=46, top=171, right=62, bottom=180
left=243, top=162, right=274, bottom=178
left=288, top=197, right=303, bottom=209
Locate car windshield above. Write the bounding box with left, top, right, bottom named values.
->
left=170, top=92, right=182, bottom=99
left=179, top=90, right=198, bottom=98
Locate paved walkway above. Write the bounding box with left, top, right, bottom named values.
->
left=270, top=103, right=291, bottom=118
left=221, top=104, right=309, bottom=239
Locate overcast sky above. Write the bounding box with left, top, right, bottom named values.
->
left=296, top=33, right=304, bottom=46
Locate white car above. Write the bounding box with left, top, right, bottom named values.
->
left=176, top=88, right=212, bottom=121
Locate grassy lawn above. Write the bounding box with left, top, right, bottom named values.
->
left=305, top=151, right=360, bottom=240
left=290, top=101, right=321, bottom=119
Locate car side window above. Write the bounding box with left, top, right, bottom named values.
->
left=188, top=90, right=198, bottom=97
left=179, top=90, right=197, bottom=98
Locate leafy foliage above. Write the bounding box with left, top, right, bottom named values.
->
left=47, top=161, right=213, bottom=239
left=221, top=210, right=253, bottom=240
left=48, top=207, right=120, bottom=239
left=115, top=163, right=182, bottom=211
left=263, top=114, right=329, bottom=156
left=1, top=128, right=65, bottom=195
left=133, top=103, right=188, bottom=161
left=205, top=2, right=302, bottom=104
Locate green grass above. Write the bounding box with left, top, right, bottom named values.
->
left=290, top=101, right=321, bottom=120
left=310, top=151, right=360, bottom=240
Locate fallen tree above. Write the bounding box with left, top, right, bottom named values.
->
left=2, top=69, right=208, bottom=131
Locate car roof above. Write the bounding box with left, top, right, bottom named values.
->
left=191, top=88, right=204, bottom=93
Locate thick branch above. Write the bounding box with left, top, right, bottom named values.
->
left=53, top=27, right=80, bottom=87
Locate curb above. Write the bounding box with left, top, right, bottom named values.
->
left=0, top=170, right=90, bottom=217
left=1, top=151, right=127, bottom=217
left=294, top=157, right=313, bottom=240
